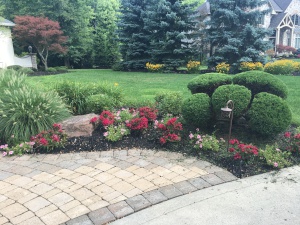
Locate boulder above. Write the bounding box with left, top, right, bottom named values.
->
left=60, top=113, right=98, bottom=137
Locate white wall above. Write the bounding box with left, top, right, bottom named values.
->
left=0, top=27, right=15, bottom=68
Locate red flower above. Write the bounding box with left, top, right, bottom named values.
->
left=234, top=153, right=242, bottom=160
left=138, top=107, right=157, bottom=121
left=126, top=117, right=148, bottom=130
left=39, top=138, right=48, bottom=146
left=229, top=139, right=239, bottom=145
left=53, top=123, right=62, bottom=130
left=100, top=111, right=114, bottom=126
left=160, top=137, right=166, bottom=144
left=284, top=132, right=291, bottom=138
left=90, top=117, right=98, bottom=123
left=294, top=134, right=300, bottom=139
left=229, top=147, right=235, bottom=152
left=51, top=134, right=60, bottom=142
left=157, top=123, right=166, bottom=130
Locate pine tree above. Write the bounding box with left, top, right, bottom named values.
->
left=118, top=0, right=151, bottom=70
left=206, top=0, right=272, bottom=73
left=144, top=0, right=196, bottom=70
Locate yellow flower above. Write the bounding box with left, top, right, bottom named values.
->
left=114, top=83, right=119, bottom=86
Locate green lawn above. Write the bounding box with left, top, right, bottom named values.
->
left=29, top=69, right=300, bottom=125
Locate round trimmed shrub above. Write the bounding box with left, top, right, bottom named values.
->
left=86, top=94, right=118, bottom=114
left=212, top=85, right=251, bottom=118
left=232, top=70, right=288, bottom=99
left=182, top=93, right=211, bottom=128
left=155, top=91, right=183, bottom=116
left=248, top=92, right=292, bottom=136
left=187, top=73, right=232, bottom=96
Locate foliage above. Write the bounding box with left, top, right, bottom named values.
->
left=206, top=0, right=272, bottom=73
left=6, top=65, right=22, bottom=70
left=212, top=85, right=251, bottom=118
left=1, top=142, right=35, bottom=156
left=53, top=80, right=123, bottom=115
left=228, top=139, right=259, bottom=161
left=155, top=117, right=183, bottom=145
left=182, top=93, right=211, bottom=129
left=86, top=94, right=117, bottom=114
left=264, top=60, right=299, bottom=75
left=240, top=62, right=263, bottom=72
left=104, top=124, right=130, bottom=142
left=283, top=132, right=300, bottom=153
left=216, top=62, right=230, bottom=74
left=145, top=63, right=164, bottom=72
left=187, top=73, right=232, bottom=96
left=155, top=91, right=183, bottom=116
left=186, top=61, right=201, bottom=74
left=46, top=67, right=57, bottom=73
left=30, top=124, right=67, bottom=151
left=189, top=129, right=225, bottom=152
left=138, top=107, right=157, bottom=122
left=248, top=92, right=292, bottom=136
left=276, top=44, right=297, bottom=54
left=0, top=70, right=70, bottom=144
left=232, top=70, right=288, bottom=99
left=18, top=67, right=34, bottom=75
left=260, top=145, right=291, bottom=169
left=13, top=16, right=67, bottom=70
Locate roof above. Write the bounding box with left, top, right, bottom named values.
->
left=197, top=2, right=210, bottom=16
left=0, top=18, right=15, bottom=27
left=268, top=0, right=283, bottom=12
left=272, top=0, right=292, bottom=12
left=269, top=12, right=287, bottom=28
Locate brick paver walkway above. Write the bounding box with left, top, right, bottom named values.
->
left=0, top=149, right=237, bottom=225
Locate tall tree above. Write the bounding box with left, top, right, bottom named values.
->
left=206, top=0, right=272, bottom=73
left=144, top=0, right=196, bottom=70
left=118, top=0, right=151, bottom=70
left=13, top=16, right=67, bottom=70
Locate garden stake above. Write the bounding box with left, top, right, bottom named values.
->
left=221, top=100, right=234, bottom=152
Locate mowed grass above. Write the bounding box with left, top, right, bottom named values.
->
left=28, top=69, right=300, bottom=125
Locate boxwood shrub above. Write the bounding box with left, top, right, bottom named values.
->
left=154, top=91, right=183, bottom=116
left=232, top=70, right=288, bottom=99
left=86, top=94, right=120, bottom=114
left=182, top=93, right=211, bottom=128
left=212, top=85, right=251, bottom=118
left=248, top=92, right=292, bottom=136
left=187, top=73, right=232, bottom=96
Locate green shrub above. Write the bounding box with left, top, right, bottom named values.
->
left=54, top=66, right=68, bottom=72
left=212, top=85, right=251, bottom=118
left=233, top=70, right=288, bottom=99
left=154, top=91, right=183, bottom=116
left=182, top=93, right=211, bottom=128
left=18, top=67, right=34, bottom=75
left=260, top=145, right=291, bottom=169
left=53, top=81, right=123, bottom=115
left=264, top=59, right=296, bottom=75
left=86, top=94, right=119, bottom=114
left=46, top=67, right=57, bottom=73
left=187, top=73, right=232, bottom=96
left=111, top=62, right=124, bottom=71
left=6, top=65, right=22, bottom=71
left=0, top=70, right=70, bottom=143
left=248, top=92, right=292, bottom=136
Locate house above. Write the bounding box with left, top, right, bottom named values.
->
left=198, top=0, right=300, bottom=51
left=0, top=18, right=36, bottom=69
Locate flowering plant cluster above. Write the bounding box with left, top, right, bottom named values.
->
left=138, top=107, right=157, bottom=122
left=189, top=129, right=225, bottom=152
left=240, top=62, right=263, bottom=72
left=126, top=117, right=148, bottom=131
left=104, top=124, right=130, bottom=142
left=155, top=117, right=183, bottom=145
left=264, top=59, right=298, bottom=75
left=30, top=124, right=67, bottom=151
left=228, top=139, right=259, bottom=160
left=260, top=145, right=291, bottom=169
left=186, top=60, right=201, bottom=74
left=1, top=141, right=35, bottom=157
left=216, top=62, right=230, bottom=74
left=283, top=131, right=300, bottom=152
left=145, top=62, right=164, bottom=72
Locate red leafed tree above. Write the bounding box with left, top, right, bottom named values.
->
left=13, top=16, right=67, bottom=70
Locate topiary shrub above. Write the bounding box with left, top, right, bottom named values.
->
left=212, top=85, right=251, bottom=119
left=182, top=93, right=211, bottom=128
left=248, top=92, right=292, bottom=136
left=187, top=73, right=232, bottom=96
left=0, top=70, right=70, bottom=144
left=232, top=70, right=288, bottom=99
left=155, top=91, right=183, bottom=116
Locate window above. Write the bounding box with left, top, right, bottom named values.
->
left=292, top=14, right=300, bottom=26
left=295, top=34, right=300, bottom=49
left=258, top=15, right=265, bottom=25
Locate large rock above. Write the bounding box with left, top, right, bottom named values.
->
left=60, top=113, right=98, bottom=137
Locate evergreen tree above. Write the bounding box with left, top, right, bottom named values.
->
left=118, top=0, right=151, bottom=70
left=206, top=0, right=272, bottom=73
left=144, top=0, right=196, bottom=70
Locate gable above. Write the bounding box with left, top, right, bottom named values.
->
left=273, top=0, right=292, bottom=11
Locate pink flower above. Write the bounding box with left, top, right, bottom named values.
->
left=2, top=152, right=7, bottom=156
left=229, top=139, right=239, bottom=145
left=196, top=128, right=199, bottom=132
left=19, top=143, right=23, bottom=147
left=29, top=142, right=35, bottom=146
left=229, top=147, right=235, bottom=152
left=9, top=151, right=13, bottom=155
left=39, top=138, right=48, bottom=146
left=197, top=135, right=201, bottom=139
left=274, top=162, right=278, bottom=167
left=199, top=143, right=203, bottom=148
left=234, top=153, right=242, bottom=160
left=284, top=132, right=291, bottom=138
left=0, top=144, right=8, bottom=149
left=189, top=133, right=194, bottom=139
left=103, top=132, right=108, bottom=137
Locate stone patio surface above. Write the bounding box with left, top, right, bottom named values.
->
left=0, top=149, right=237, bottom=225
